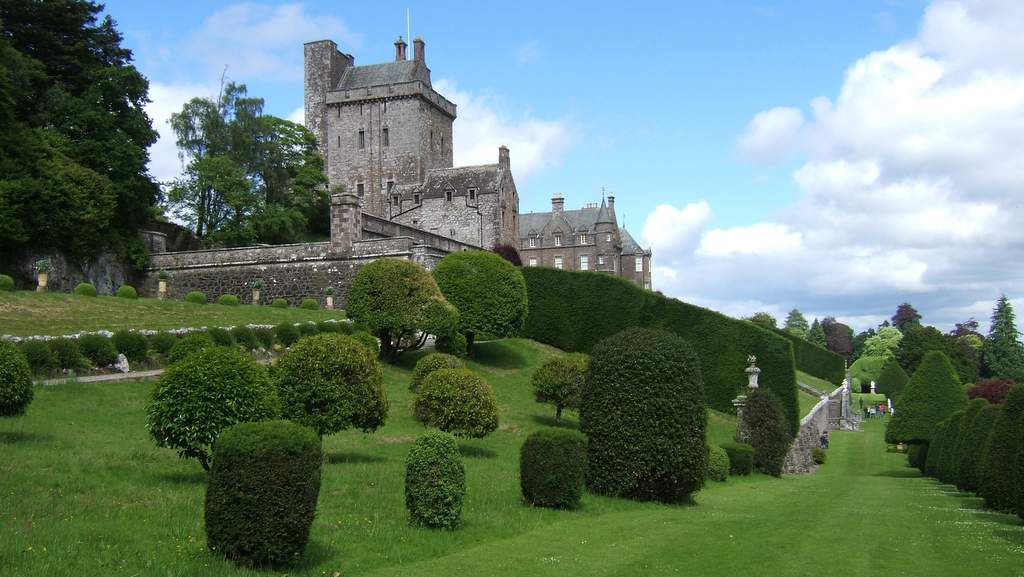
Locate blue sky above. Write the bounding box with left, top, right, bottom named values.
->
left=102, top=0, right=1024, bottom=333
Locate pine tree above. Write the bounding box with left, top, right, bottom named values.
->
left=784, top=309, right=809, bottom=339
left=886, top=351, right=968, bottom=444
left=807, top=318, right=827, bottom=348
left=982, top=296, right=1024, bottom=381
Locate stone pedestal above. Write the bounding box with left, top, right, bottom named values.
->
left=733, top=395, right=750, bottom=443
left=36, top=272, right=47, bottom=292
left=331, top=192, right=362, bottom=254
left=251, top=288, right=261, bottom=305
left=158, top=280, right=167, bottom=300
left=326, top=295, right=334, bottom=310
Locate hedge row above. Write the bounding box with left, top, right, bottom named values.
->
left=521, top=267, right=800, bottom=434
left=775, top=329, right=845, bottom=385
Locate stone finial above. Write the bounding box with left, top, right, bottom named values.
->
left=330, top=192, right=362, bottom=254
left=745, top=354, right=760, bottom=390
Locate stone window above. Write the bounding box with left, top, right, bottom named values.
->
left=383, top=127, right=389, bottom=147
left=554, top=256, right=563, bottom=269
left=468, top=188, right=477, bottom=201
left=356, top=183, right=364, bottom=197
left=529, top=257, right=538, bottom=267
left=644, top=281, right=651, bottom=290
left=414, top=193, right=421, bottom=204
left=358, top=130, right=365, bottom=149
left=337, top=135, right=341, bottom=148
left=579, top=234, right=588, bottom=244
left=554, top=234, right=562, bottom=247
left=529, top=237, right=537, bottom=248
left=580, top=255, right=589, bottom=271
left=392, top=195, right=400, bottom=206
left=606, top=233, right=612, bottom=242
left=387, top=180, right=395, bottom=194
left=430, top=130, right=434, bottom=150
left=598, top=255, right=605, bottom=266
left=445, top=189, right=453, bottom=202
left=635, top=257, right=643, bottom=272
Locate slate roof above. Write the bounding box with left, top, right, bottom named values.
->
left=336, top=60, right=431, bottom=91
left=619, top=227, right=648, bottom=254
left=398, top=164, right=506, bottom=201
left=519, top=207, right=604, bottom=236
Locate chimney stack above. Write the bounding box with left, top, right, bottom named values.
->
left=498, top=145, right=510, bottom=170
left=413, top=37, right=425, bottom=63
left=552, top=193, right=564, bottom=212
left=607, top=193, right=615, bottom=215
left=394, top=36, right=407, bottom=61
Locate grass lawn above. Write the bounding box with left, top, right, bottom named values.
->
left=3, top=340, right=1020, bottom=576
left=797, top=370, right=841, bottom=393
left=798, top=389, right=823, bottom=418
left=0, top=291, right=346, bottom=336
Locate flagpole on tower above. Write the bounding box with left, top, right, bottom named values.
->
left=407, top=8, right=411, bottom=49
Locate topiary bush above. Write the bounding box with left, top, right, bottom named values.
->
left=707, top=444, right=730, bottom=482
left=271, top=298, right=288, bottom=309
left=744, top=387, right=793, bottom=477
left=300, top=298, right=319, bottom=310
left=907, top=442, right=929, bottom=472
left=298, top=322, right=318, bottom=337
left=410, top=353, right=464, bottom=392
left=230, top=326, right=259, bottom=350
left=581, top=327, right=706, bottom=503
left=275, top=334, right=388, bottom=437
left=216, top=294, right=240, bottom=306
left=519, top=428, right=587, bottom=508
left=73, top=282, right=97, bottom=297
left=112, top=330, right=148, bottom=363
left=405, top=431, right=465, bottom=529
left=78, top=334, right=118, bottom=367
left=47, top=338, right=83, bottom=370
left=979, top=384, right=1024, bottom=511
left=206, top=420, right=322, bottom=567
left=435, top=331, right=468, bottom=358
left=185, top=291, right=207, bottom=304
left=722, top=442, right=755, bottom=475
left=953, top=398, right=987, bottom=490
left=886, top=351, right=967, bottom=444
left=532, top=353, right=588, bottom=422
left=811, top=447, right=827, bottom=465
left=937, top=411, right=965, bottom=484
left=316, top=321, right=340, bottom=333
left=876, top=358, right=911, bottom=400
left=274, top=323, right=300, bottom=347
left=0, top=341, right=33, bottom=416
left=414, top=368, right=499, bottom=438
left=925, top=420, right=948, bottom=478
left=0, top=274, right=14, bottom=291
left=146, top=347, right=279, bottom=470
left=351, top=331, right=380, bottom=355
left=116, top=285, right=138, bottom=299
left=168, top=332, right=216, bottom=364
left=207, top=327, right=236, bottom=347
left=19, top=340, right=57, bottom=375
left=148, top=332, right=179, bottom=358
left=253, top=327, right=275, bottom=349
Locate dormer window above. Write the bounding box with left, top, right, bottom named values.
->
left=554, top=234, right=562, bottom=247
left=529, top=237, right=537, bottom=248
left=579, top=234, right=588, bottom=244
left=414, top=193, right=421, bottom=204
left=468, top=188, right=477, bottom=201
left=392, top=195, right=400, bottom=206
left=445, top=189, right=453, bottom=202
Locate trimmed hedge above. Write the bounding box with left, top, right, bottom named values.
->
left=230, top=326, right=259, bottom=350
left=405, top=431, right=465, bottom=529
left=271, top=298, right=288, bottom=309
left=300, top=298, right=319, bottom=310
left=19, top=340, right=57, bottom=374
left=957, top=401, right=997, bottom=492
left=207, top=327, right=236, bottom=347
left=79, top=334, right=118, bottom=367
left=850, top=355, right=887, bottom=392
left=522, top=267, right=799, bottom=435
left=582, top=327, right=706, bottom=503
left=0, top=274, right=14, bottom=291
left=776, top=329, right=845, bottom=384
left=275, top=334, right=388, bottom=436
left=707, top=444, right=730, bottom=481
left=907, top=442, right=928, bottom=472
left=216, top=294, right=240, bottom=306
left=532, top=353, right=588, bottom=422
left=146, top=347, right=279, bottom=470
left=206, top=420, right=321, bottom=567
left=925, top=420, right=948, bottom=478
left=952, top=399, right=987, bottom=489
left=886, top=351, right=967, bottom=444
left=185, top=291, right=207, bottom=304
left=414, top=368, right=499, bottom=438
left=316, top=320, right=340, bottom=333
left=168, top=332, right=216, bottom=364
left=411, top=353, right=464, bottom=392
left=722, top=442, right=754, bottom=475
left=519, top=428, right=587, bottom=508
left=297, top=322, right=318, bottom=337
left=435, top=331, right=468, bottom=358
left=148, top=332, right=178, bottom=357
left=112, top=330, right=148, bottom=363
left=352, top=331, right=380, bottom=356
left=254, top=327, right=275, bottom=349
left=876, top=358, right=910, bottom=400
left=116, top=285, right=138, bottom=299
left=73, top=282, right=97, bottom=297
left=744, top=387, right=792, bottom=477
left=980, top=384, right=1024, bottom=511
left=0, top=341, right=33, bottom=416
left=47, top=338, right=82, bottom=370
left=937, top=411, right=965, bottom=483
left=433, top=251, right=528, bottom=347
left=274, top=323, right=300, bottom=347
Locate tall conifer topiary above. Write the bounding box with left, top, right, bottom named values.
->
left=958, top=402, right=998, bottom=492
left=937, top=411, right=965, bottom=483
left=876, top=358, right=910, bottom=400
left=979, top=384, right=1024, bottom=511
left=924, top=420, right=947, bottom=478
left=886, top=351, right=968, bottom=445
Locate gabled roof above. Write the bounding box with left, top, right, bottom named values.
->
left=400, top=164, right=506, bottom=201
left=595, top=199, right=613, bottom=224
left=619, top=227, right=648, bottom=254
left=519, top=207, right=602, bottom=237
left=336, top=60, right=431, bottom=91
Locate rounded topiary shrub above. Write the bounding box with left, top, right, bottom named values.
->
left=112, top=330, right=148, bottom=363
left=581, top=327, right=706, bottom=503
left=148, top=332, right=179, bottom=357
left=0, top=341, right=33, bottom=416
left=907, top=442, right=929, bottom=472
left=230, top=326, right=259, bottom=350
left=275, top=334, right=388, bottom=437
left=146, top=347, right=279, bottom=470
left=352, top=331, right=380, bottom=355
left=414, top=368, right=499, bottom=438
left=0, top=274, right=14, bottom=292
left=274, top=323, right=300, bottom=347
left=411, top=353, right=464, bottom=392
left=271, top=298, right=288, bottom=309
left=73, top=282, right=97, bottom=297
left=184, top=291, right=207, bottom=305
left=744, top=387, right=793, bottom=477
left=216, top=294, right=240, bottom=306
left=206, top=420, right=322, bottom=567
left=721, top=442, right=755, bottom=475
left=300, top=298, right=319, bottom=310
left=316, top=321, right=340, bottom=333
left=47, top=338, right=82, bottom=370
left=253, top=327, right=275, bottom=349
left=707, top=444, right=730, bottom=482
left=78, top=334, right=118, bottom=367
left=207, top=327, right=236, bottom=347
left=886, top=351, right=967, bottom=444
left=519, top=428, right=587, bottom=508
left=435, top=331, right=467, bottom=358
left=168, top=331, right=216, bottom=364
left=532, top=353, right=588, bottom=422
left=19, top=340, right=57, bottom=375
left=405, top=431, right=465, bottom=529
left=116, top=285, right=138, bottom=299
left=959, top=403, right=999, bottom=491
left=298, top=322, right=318, bottom=337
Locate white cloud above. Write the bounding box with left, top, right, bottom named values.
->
left=698, top=223, right=802, bottom=257
left=434, top=79, right=574, bottom=180
left=735, top=106, right=804, bottom=163
left=146, top=82, right=218, bottom=183
left=287, top=106, right=304, bottom=124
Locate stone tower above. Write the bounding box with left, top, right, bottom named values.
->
left=303, top=36, right=456, bottom=218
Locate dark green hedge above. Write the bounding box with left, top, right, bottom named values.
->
left=522, top=267, right=799, bottom=434
left=519, top=428, right=587, bottom=509
left=952, top=399, right=987, bottom=490
left=886, top=351, right=967, bottom=444
left=980, top=385, right=1024, bottom=511
left=775, top=329, right=845, bottom=384
left=744, top=388, right=792, bottom=477
left=958, top=401, right=997, bottom=492
left=722, top=442, right=754, bottom=475
left=907, top=442, right=928, bottom=472
left=0, top=341, right=33, bottom=416
left=405, top=431, right=465, bottom=529
left=206, top=420, right=322, bottom=567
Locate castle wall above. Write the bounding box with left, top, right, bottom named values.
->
left=304, top=40, right=353, bottom=156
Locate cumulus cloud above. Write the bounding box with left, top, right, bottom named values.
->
left=146, top=82, right=218, bottom=183
left=434, top=79, right=574, bottom=180
left=650, top=0, right=1024, bottom=331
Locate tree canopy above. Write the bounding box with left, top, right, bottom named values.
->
left=892, top=303, right=922, bottom=332
left=784, top=309, right=809, bottom=339
left=862, top=326, right=903, bottom=359
left=746, top=312, right=777, bottom=330
left=982, top=296, right=1024, bottom=381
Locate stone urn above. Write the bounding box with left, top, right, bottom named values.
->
left=36, top=272, right=48, bottom=292
left=251, top=289, right=261, bottom=305
left=157, top=280, right=168, bottom=300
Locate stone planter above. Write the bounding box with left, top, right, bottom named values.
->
left=325, top=295, right=334, bottom=310
left=36, top=272, right=48, bottom=292
left=251, top=289, right=261, bottom=305
left=158, top=280, right=167, bottom=300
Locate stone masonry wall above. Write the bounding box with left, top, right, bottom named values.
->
left=782, top=383, right=850, bottom=474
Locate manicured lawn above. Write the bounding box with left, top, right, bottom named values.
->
left=799, top=389, right=823, bottom=418
left=3, top=340, right=1020, bottom=576
left=797, top=370, right=841, bottom=392
left=0, top=291, right=345, bottom=336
